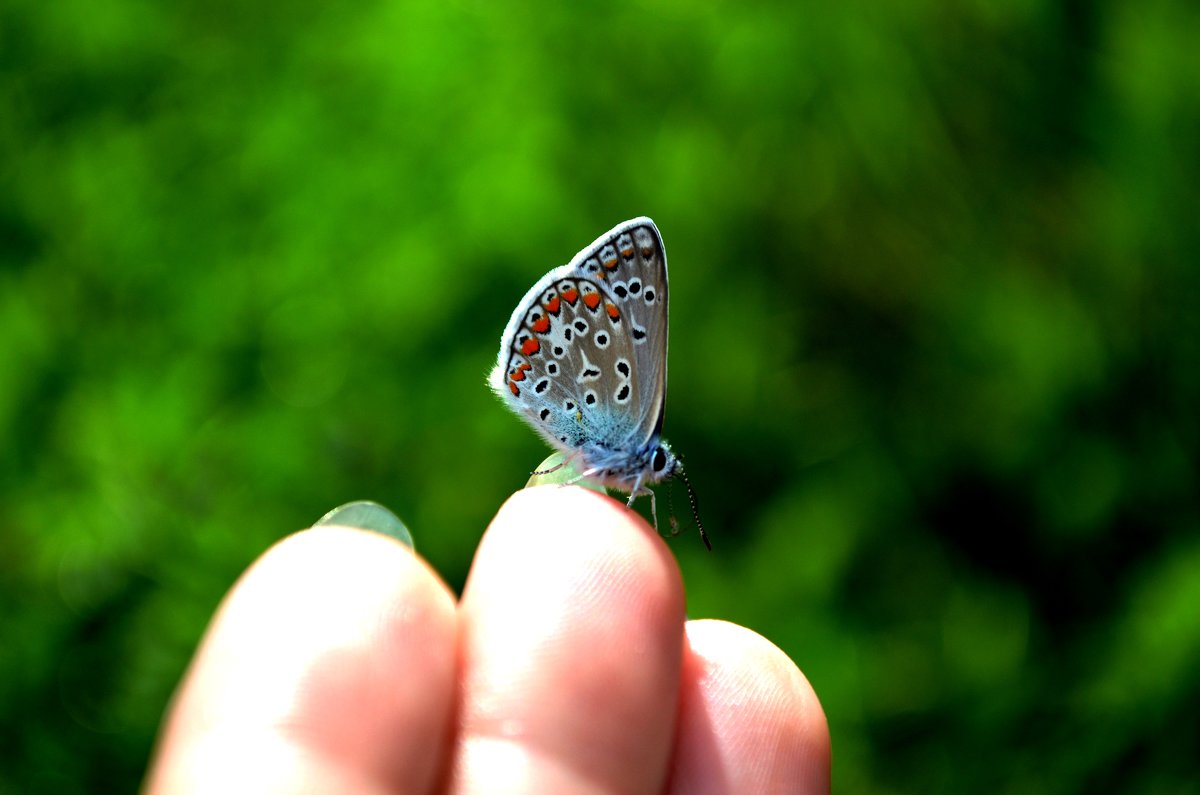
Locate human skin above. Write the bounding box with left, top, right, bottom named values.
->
left=144, top=486, right=830, bottom=794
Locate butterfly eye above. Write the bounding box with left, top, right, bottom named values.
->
left=652, top=447, right=668, bottom=473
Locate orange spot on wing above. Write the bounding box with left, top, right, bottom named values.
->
left=583, top=292, right=601, bottom=310
left=531, top=316, right=551, bottom=333
left=521, top=338, right=541, bottom=356
left=510, top=368, right=527, bottom=381
left=508, top=381, right=520, bottom=396
left=544, top=295, right=561, bottom=314
left=606, top=303, right=620, bottom=319
left=562, top=288, right=579, bottom=304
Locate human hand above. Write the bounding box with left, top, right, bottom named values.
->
left=144, top=487, right=829, bottom=793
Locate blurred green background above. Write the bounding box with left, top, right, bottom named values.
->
left=2, top=0, right=1198, bottom=791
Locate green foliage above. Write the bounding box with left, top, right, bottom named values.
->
left=2, top=0, right=1198, bottom=791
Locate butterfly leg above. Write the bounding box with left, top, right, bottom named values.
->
left=624, top=475, right=660, bottom=532
left=564, top=464, right=605, bottom=487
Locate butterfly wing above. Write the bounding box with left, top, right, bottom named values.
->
left=490, top=217, right=669, bottom=455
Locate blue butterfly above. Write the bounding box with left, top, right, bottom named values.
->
left=490, top=217, right=709, bottom=549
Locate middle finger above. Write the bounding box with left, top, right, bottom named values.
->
left=449, top=486, right=686, bottom=794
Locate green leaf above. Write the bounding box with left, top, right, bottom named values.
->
left=524, top=451, right=607, bottom=495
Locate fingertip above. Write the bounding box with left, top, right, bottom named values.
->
left=492, top=484, right=664, bottom=549
left=478, top=485, right=685, bottom=626
left=685, top=620, right=829, bottom=746
left=148, top=526, right=458, bottom=794
left=214, top=526, right=455, bottom=668
left=670, top=620, right=831, bottom=795
left=450, top=485, right=686, bottom=793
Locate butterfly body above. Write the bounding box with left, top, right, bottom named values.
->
left=490, top=217, right=708, bottom=548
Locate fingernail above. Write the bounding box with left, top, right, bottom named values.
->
left=314, top=501, right=414, bottom=549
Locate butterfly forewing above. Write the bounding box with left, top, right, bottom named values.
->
left=491, top=218, right=669, bottom=455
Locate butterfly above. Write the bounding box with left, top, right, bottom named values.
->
left=490, top=217, right=710, bottom=550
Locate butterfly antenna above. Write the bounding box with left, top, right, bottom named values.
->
left=531, top=460, right=567, bottom=476
left=530, top=452, right=581, bottom=477
left=674, top=468, right=711, bottom=551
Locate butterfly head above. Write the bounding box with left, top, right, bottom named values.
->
left=651, top=440, right=711, bottom=551
left=650, top=439, right=678, bottom=480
